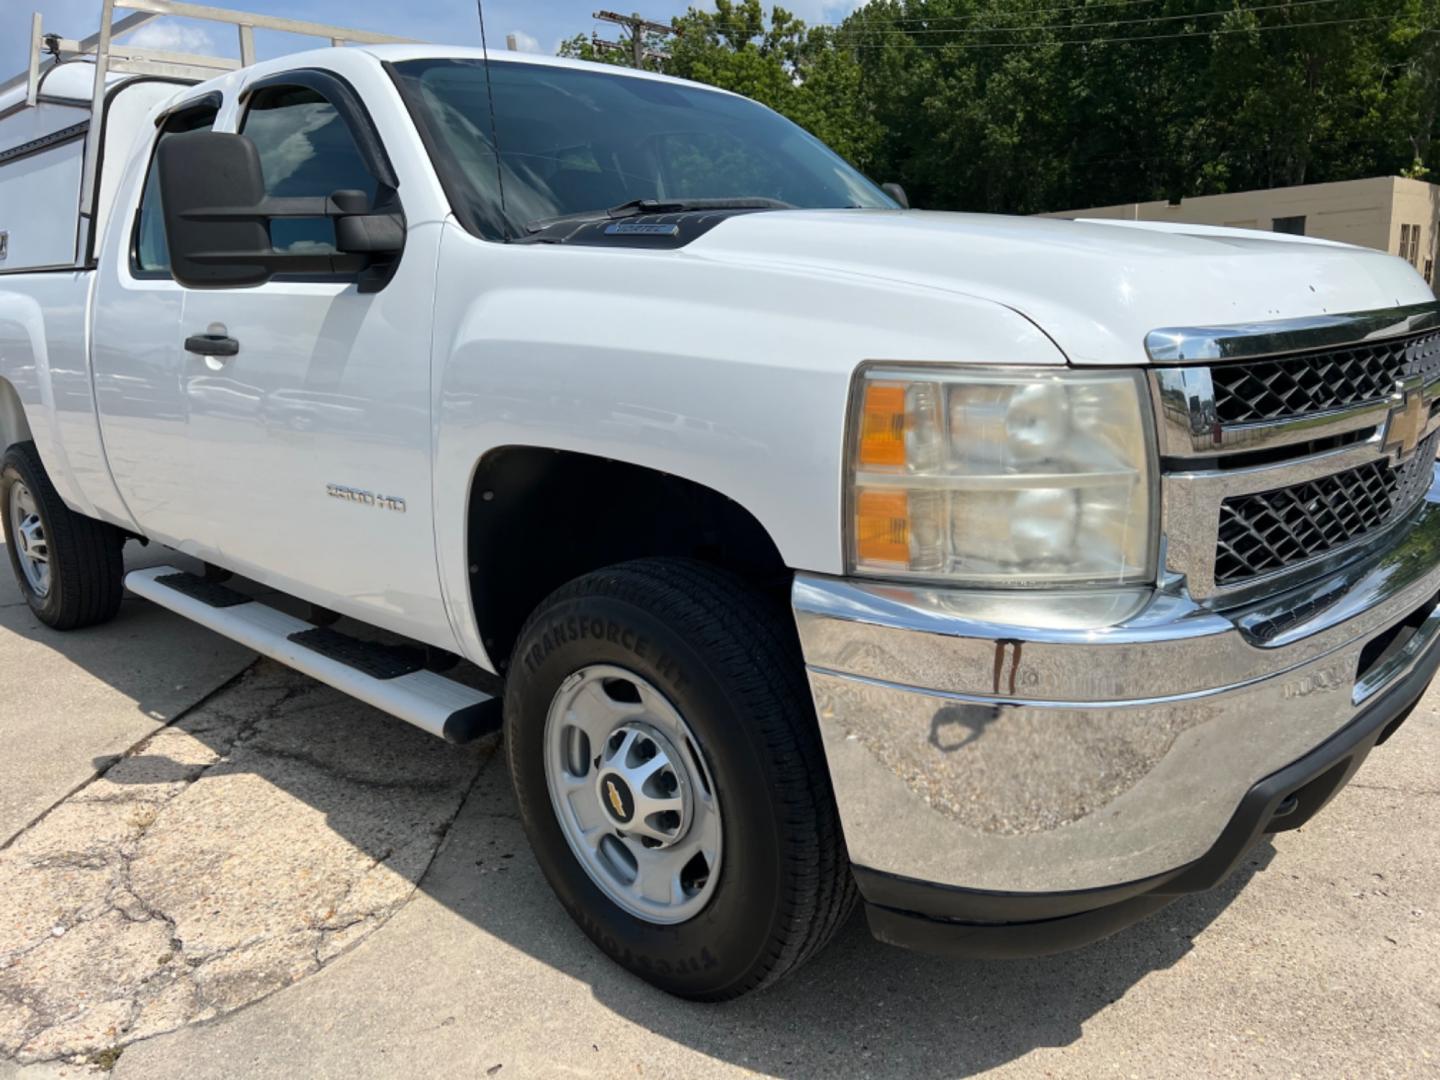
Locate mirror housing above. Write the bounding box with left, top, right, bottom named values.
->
left=881, top=182, right=910, bottom=210
left=158, top=131, right=270, bottom=288
left=157, top=131, right=405, bottom=290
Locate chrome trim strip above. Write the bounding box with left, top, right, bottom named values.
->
left=1145, top=301, right=1440, bottom=363
left=1152, top=365, right=1387, bottom=458
left=1150, top=321, right=1440, bottom=460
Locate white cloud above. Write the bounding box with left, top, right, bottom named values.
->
left=126, top=20, right=218, bottom=55
left=764, top=0, right=863, bottom=23
left=822, top=0, right=874, bottom=18
left=248, top=102, right=333, bottom=188
left=504, top=29, right=541, bottom=54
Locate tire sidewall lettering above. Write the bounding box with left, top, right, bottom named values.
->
left=524, top=614, right=687, bottom=694
left=566, top=904, right=722, bottom=977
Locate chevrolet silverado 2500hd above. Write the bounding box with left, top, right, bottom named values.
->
left=3, top=1, right=1439, bottom=1001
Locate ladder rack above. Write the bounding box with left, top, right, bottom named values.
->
left=2, top=0, right=421, bottom=263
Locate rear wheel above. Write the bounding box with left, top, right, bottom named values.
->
left=505, top=558, right=855, bottom=1000
left=1, top=443, right=125, bottom=630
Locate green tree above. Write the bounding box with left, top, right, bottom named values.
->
left=553, top=3, right=881, bottom=172
left=557, top=0, right=1440, bottom=213
left=667, top=3, right=882, bottom=168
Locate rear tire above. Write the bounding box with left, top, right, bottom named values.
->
left=1, top=442, right=125, bottom=630
left=504, top=558, right=855, bottom=1000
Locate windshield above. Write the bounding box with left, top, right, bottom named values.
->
left=390, top=58, right=896, bottom=240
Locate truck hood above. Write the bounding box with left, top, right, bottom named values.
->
left=688, top=209, right=1433, bottom=365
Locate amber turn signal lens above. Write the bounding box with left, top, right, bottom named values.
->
left=858, top=382, right=907, bottom=467
left=854, top=488, right=910, bottom=565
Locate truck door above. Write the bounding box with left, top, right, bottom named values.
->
left=92, top=98, right=218, bottom=544
left=172, top=72, right=450, bottom=646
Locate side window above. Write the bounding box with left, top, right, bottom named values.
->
left=240, top=85, right=378, bottom=256
left=133, top=105, right=218, bottom=274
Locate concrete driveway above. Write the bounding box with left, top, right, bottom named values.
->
left=0, top=543, right=1437, bottom=1078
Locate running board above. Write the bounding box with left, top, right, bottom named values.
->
left=124, top=566, right=500, bottom=745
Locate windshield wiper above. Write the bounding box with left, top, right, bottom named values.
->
left=526, top=197, right=793, bottom=234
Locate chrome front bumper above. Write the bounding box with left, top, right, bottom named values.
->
left=794, top=468, right=1440, bottom=896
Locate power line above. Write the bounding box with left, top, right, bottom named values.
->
left=831, top=12, right=1413, bottom=49
left=728, top=0, right=1175, bottom=30
left=828, top=0, right=1347, bottom=38
left=852, top=0, right=1168, bottom=20
left=698, top=0, right=1404, bottom=41
left=592, top=9, right=675, bottom=68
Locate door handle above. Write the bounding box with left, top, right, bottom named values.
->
left=185, top=333, right=239, bottom=357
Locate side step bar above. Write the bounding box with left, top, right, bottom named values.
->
left=125, top=566, right=500, bottom=745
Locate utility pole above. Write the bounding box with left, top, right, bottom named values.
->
left=592, top=10, right=675, bottom=69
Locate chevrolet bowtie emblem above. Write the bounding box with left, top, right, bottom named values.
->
left=1382, top=376, right=1429, bottom=464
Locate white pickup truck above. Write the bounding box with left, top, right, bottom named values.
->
left=4, top=2, right=1440, bottom=1001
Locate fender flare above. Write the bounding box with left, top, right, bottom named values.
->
left=0, top=377, right=34, bottom=453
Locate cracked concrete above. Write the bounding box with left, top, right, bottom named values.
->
left=0, top=661, right=487, bottom=1068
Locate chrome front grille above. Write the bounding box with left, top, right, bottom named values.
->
left=1149, top=303, right=1440, bottom=601
left=1211, top=330, right=1440, bottom=425
left=1214, top=432, right=1439, bottom=586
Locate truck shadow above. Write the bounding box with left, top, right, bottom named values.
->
left=7, top=573, right=1267, bottom=1078
left=0, top=544, right=254, bottom=727
left=427, top=767, right=1273, bottom=1080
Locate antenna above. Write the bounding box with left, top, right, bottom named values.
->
left=475, top=0, right=509, bottom=240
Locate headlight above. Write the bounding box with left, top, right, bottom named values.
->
left=848, top=365, right=1157, bottom=586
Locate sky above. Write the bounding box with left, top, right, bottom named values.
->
left=3, top=1, right=866, bottom=83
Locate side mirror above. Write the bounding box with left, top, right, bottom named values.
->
left=157, top=131, right=405, bottom=290
left=158, top=132, right=270, bottom=287
left=882, top=182, right=910, bottom=210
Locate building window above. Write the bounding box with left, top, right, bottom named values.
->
left=1272, top=215, right=1306, bottom=236
left=1400, top=223, right=1423, bottom=265
left=1426, top=258, right=1434, bottom=285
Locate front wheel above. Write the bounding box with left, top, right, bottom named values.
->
left=504, top=558, right=855, bottom=1000
left=1, top=442, right=125, bottom=630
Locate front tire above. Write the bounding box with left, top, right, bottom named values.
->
left=1, top=442, right=125, bottom=630
left=504, top=558, right=855, bottom=1000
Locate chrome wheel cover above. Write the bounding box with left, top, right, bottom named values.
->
left=8, top=481, right=50, bottom=599
left=543, top=664, right=722, bottom=924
